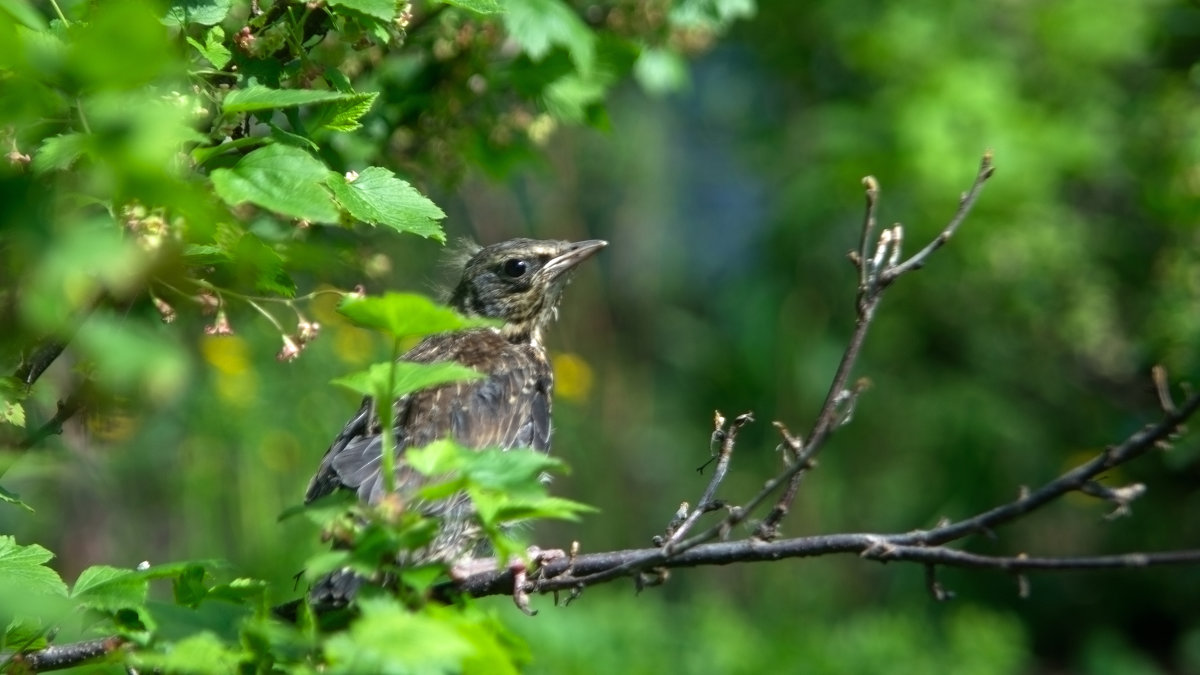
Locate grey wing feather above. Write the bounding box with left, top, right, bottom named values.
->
left=305, top=331, right=552, bottom=507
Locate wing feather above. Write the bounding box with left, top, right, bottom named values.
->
left=305, top=329, right=553, bottom=506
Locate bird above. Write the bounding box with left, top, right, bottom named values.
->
left=305, top=237, right=606, bottom=607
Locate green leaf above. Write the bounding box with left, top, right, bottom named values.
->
left=438, top=0, right=504, bottom=14
left=223, top=85, right=367, bottom=113
left=327, top=167, right=446, bottom=240
left=73, top=311, right=190, bottom=400
left=206, top=577, right=269, bottom=604
left=326, top=0, right=396, bottom=21
left=633, top=46, right=690, bottom=95
left=187, top=25, right=231, bottom=69
left=406, top=439, right=468, bottom=477
left=163, top=0, right=233, bottom=26
left=0, top=0, right=48, bottom=30
left=0, top=485, right=34, bottom=512
left=1, top=400, right=24, bottom=427
left=504, top=0, right=596, bottom=74
left=544, top=73, right=607, bottom=123
left=324, top=598, right=474, bottom=674
left=4, top=618, right=51, bottom=652
left=0, top=537, right=67, bottom=597
left=210, top=144, right=341, bottom=224
left=337, top=292, right=496, bottom=339
left=332, top=361, right=485, bottom=401
left=71, top=565, right=149, bottom=611
left=132, top=632, right=244, bottom=674
left=32, top=132, right=88, bottom=173
left=311, top=91, right=379, bottom=131
left=172, top=564, right=208, bottom=607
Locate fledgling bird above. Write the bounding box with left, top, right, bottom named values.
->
left=306, top=237, right=606, bottom=606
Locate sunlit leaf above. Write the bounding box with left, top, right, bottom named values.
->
left=311, top=92, right=379, bottom=131
left=332, top=361, right=484, bottom=401
left=337, top=293, right=496, bottom=338
left=633, top=47, right=690, bottom=95
left=326, top=167, right=446, bottom=240
left=131, top=632, right=244, bottom=674
left=324, top=598, right=474, bottom=674
left=210, top=144, right=341, bottom=223
left=32, top=132, right=87, bottom=173
left=326, top=0, right=396, bottom=21
left=71, top=565, right=149, bottom=611
left=504, top=0, right=595, bottom=74
left=438, top=0, right=504, bottom=14
left=222, top=85, right=368, bottom=113
left=0, top=485, right=34, bottom=512
left=0, top=537, right=66, bottom=597
left=187, top=26, right=231, bottom=69
left=162, top=0, right=233, bottom=25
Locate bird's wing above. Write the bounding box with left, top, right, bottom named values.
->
left=305, top=330, right=553, bottom=506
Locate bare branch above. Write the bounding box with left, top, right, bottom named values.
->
left=660, top=411, right=752, bottom=551
left=456, top=534, right=1200, bottom=599
left=13, top=340, right=68, bottom=388
left=15, top=388, right=86, bottom=450
left=883, top=151, right=995, bottom=280
left=905, top=389, right=1200, bottom=548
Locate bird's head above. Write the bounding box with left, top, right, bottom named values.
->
left=449, top=238, right=607, bottom=344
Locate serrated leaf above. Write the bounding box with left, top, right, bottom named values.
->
left=0, top=485, right=34, bottom=512
left=33, top=132, right=88, bottom=173
left=172, top=564, right=208, bottom=607
left=313, top=91, right=378, bottom=131
left=327, top=167, right=445, bottom=240
left=71, top=565, right=149, bottom=611
left=0, top=537, right=66, bottom=597
left=333, top=361, right=484, bottom=402
left=4, top=618, right=51, bottom=652
left=223, top=85, right=365, bottom=113
left=544, top=73, right=607, bottom=123
left=210, top=144, right=341, bottom=223
left=324, top=598, right=474, bottom=674
left=162, top=0, right=233, bottom=26
left=337, top=293, right=495, bottom=338
left=187, top=25, right=231, bottom=69
left=326, top=0, right=396, bottom=21
left=406, top=439, right=469, bottom=477
left=439, top=0, right=504, bottom=14
left=504, top=0, right=596, bottom=74
left=1, top=400, right=24, bottom=428
left=477, top=495, right=595, bottom=524
left=0, top=0, right=48, bottom=30
left=132, top=632, right=244, bottom=674
left=206, top=577, right=268, bottom=604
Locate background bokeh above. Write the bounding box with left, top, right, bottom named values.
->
left=4, top=0, right=1200, bottom=672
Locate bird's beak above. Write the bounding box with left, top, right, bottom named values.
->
left=542, top=239, right=607, bottom=280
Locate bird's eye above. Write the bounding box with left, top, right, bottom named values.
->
left=502, top=259, right=528, bottom=278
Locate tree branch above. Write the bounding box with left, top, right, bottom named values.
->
left=1, top=636, right=126, bottom=673
left=451, top=385, right=1200, bottom=600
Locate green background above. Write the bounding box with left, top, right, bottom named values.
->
left=3, top=0, right=1200, bottom=671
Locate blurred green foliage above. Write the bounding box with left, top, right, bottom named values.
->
left=2, top=0, right=1199, bottom=671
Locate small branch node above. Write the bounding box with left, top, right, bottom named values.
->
left=925, top=564, right=954, bottom=602
left=860, top=536, right=898, bottom=560
left=1080, top=481, right=1147, bottom=519
left=1152, top=365, right=1177, bottom=415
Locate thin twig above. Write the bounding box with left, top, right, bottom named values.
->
left=883, top=151, right=995, bottom=280
left=661, top=412, right=752, bottom=551
left=755, top=154, right=996, bottom=538
left=15, top=388, right=86, bottom=450
left=448, top=388, right=1200, bottom=598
